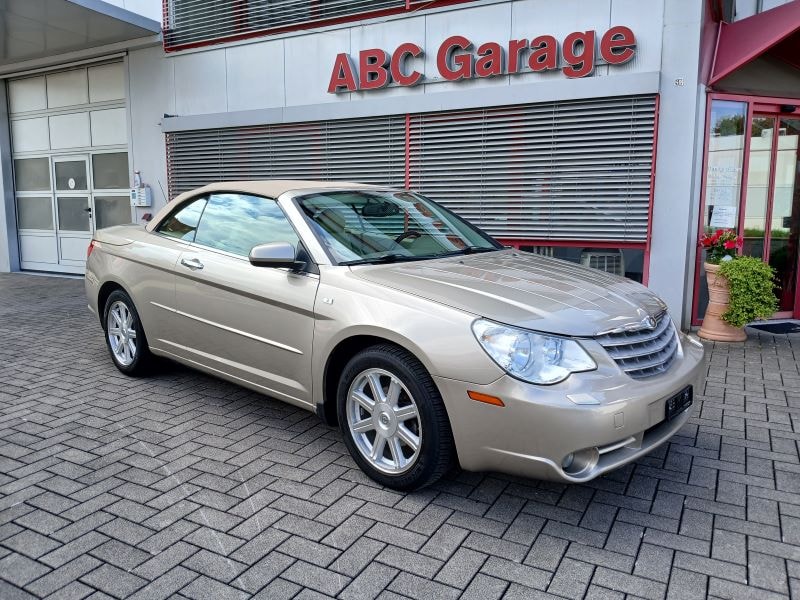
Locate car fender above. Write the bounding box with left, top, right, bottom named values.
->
left=311, top=266, right=505, bottom=411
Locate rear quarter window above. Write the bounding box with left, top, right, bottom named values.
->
left=157, top=197, right=207, bottom=241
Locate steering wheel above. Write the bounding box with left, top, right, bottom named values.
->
left=395, top=230, right=421, bottom=243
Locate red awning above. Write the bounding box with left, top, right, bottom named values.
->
left=710, top=0, right=800, bottom=84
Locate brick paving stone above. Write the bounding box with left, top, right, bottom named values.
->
left=666, top=568, right=707, bottom=600
left=25, top=555, right=101, bottom=597
left=338, top=562, right=397, bottom=600
left=251, top=577, right=301, bottom=600
left=133, top=542, right=197, bottom=580
left=0, top=552, right=51, bottom=587
left=2, top=272, right=800, bottom=599
left=280, top=560, right=351, bottom=596
left=434, top=547, right=487, bottom=588
left=43, top=580, right=94, bottom=600
left=180, top=575, right=249, bottom=600
left=329, top=537, right=385, bottom=578
left=80, top=563, right=147, bottom=598
left=547, top=557, right=594, bottom=598
left=234, top=551, right=295, bottom=594
left=181, top=548, right=248, bottom=583
left=375, top=544, right=442, bottom=578
left=90, top=539, right=150, bottom=571
left=387, top=572, right=459, bottom=600
left=459, top=573, right=507, bottom=600
left=127, top=566, right=198, bottom=600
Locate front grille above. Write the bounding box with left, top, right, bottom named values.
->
left=595, top=312, right=679, bottom=379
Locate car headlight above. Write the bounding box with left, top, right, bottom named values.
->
left=472, top=319, right=596, bottom=385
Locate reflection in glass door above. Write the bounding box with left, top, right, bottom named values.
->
left=742, top=116, right=800, bottom=316
left=694, top=100, right=748, bottom=322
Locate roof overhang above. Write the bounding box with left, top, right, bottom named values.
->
left=0, top=0, right=161, bottom=67
left=710, top=0, right=800, bottom=84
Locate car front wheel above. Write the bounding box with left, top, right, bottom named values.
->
left=337, top=344, right=454, bottom=490
left=103, top=290, right=153, bottom=376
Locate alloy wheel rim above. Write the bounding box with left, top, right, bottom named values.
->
left=346, top=368, right=422, bottom=474
left=107, top=300, right=137, bottom=367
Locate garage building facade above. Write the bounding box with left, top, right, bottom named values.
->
left=0, top=0, right=798, bottom=329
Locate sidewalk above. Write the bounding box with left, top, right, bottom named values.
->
left=1, top=272, right=798, bottom=599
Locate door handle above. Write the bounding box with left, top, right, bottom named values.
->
left=180, top=257, right=204, bottom=270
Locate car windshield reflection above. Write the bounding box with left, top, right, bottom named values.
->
left=296, top=190, right=500, bottom=264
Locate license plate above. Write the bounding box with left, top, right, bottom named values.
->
left=665, top=386, right=693, bottom=421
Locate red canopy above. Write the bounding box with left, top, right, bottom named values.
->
left=710, top=0, right=800, bottom=84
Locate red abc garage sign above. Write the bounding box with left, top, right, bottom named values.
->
left=328, top=26, right=636, bottom=93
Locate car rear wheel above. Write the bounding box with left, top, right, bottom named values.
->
left=103, top=290, right=153, bottom=376
left=337, top=344, right=454, bottom=490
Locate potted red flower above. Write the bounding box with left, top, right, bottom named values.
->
left=698, top=228, right=746, bottom=341
left=699, top=228, right=742, bottom=263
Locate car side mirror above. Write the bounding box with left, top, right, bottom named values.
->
left=249, top=242, right=301, bottom=269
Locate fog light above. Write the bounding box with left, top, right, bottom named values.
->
left=561, top=453, right=574, bottom=470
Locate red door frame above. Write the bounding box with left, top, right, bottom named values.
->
left=691, top=92, right=800, bottom=325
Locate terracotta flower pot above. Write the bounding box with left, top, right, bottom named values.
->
left=698, top=262, right=747, bottom=342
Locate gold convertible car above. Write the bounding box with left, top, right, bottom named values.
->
left=85, top=181, right=705, bottom=490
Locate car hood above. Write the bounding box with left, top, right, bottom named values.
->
left=350, top=249, right=668, bottom=337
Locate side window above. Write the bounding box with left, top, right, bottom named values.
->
left=193, top=193, right=300, bottom=256
left=157, top=197, right=207, bottom=241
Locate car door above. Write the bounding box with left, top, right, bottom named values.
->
left=135, top=195, right=209, bottom=351
left=172, top=192, right=318, bottom=408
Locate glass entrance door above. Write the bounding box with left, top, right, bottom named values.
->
left=742, top=115, right=800, bottom=316
left=53, top=155, right=93, bottom=267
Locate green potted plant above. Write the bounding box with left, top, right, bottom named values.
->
left=698, top=229, right=778, bottom=341
left=718, top=256, right=778, bottom=329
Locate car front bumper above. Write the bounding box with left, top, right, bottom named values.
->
left=434, top=332, right=706, bottom=483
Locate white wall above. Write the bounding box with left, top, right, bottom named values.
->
left=101, top=0, right=162, bottom=23
left=128, top=46, right=173, bottom=217
left=648, top=0, right=706, bottom=326
left=161, top=0, right=665, bottom=117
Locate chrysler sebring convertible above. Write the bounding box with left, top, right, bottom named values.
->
left=85, top=180, right=705, bottom=490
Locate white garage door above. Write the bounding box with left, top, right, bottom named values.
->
left=9, top=62, right=132, bottom=274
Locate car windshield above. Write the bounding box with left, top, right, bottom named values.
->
left=296, top=190, right=501, bottom=265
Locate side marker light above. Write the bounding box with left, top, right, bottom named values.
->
left=467, top=391, right=505, bottom=407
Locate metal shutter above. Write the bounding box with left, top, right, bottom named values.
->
left=165, top=95, right=655, bottom=243
left=408, top=95, right=656, bottom=242
left=165, top=0, right=405, bottom=47
left=165, top=115, right=406, bottom=198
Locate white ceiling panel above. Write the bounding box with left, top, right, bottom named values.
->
left=0, top=0, right=159, bottom=66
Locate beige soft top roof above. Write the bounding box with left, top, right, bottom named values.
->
left=175, top=180, right=378, bottom=202
left=146, top=180, right=381, bottom=231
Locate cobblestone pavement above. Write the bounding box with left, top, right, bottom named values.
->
left=1, top=272, right=800, bottom=600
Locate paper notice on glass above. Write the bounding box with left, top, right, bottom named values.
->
left=708, top=185, right=737, bottom=206
left=709, top=205, right=737, bottom=228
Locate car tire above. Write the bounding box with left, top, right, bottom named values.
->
left=102, top=289, right=153, bottom=376
left=337, top=344, right=454, bottom=491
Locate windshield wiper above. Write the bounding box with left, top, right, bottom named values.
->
left=459, top=246, right=498, bottom=254
left=340, top=247, right=498, bottom=266
left=436, top=246, right=499, bottom=257
left=340, top=253, right=422, bottom=266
